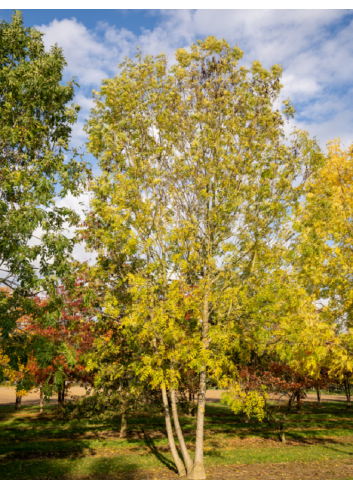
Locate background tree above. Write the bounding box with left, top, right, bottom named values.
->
left=0, top=10, right=89, bottom=365
left=222, top=361, right=326, bottom=443
left=84, top=36, right=322, bottom=479
left=78, top=314, right=163, bottom=438
left=292, top=139, right=353, bottom=394
left=22, top=282, right=95, bottom=412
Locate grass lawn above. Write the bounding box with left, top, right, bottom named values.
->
left=1, top=400, right=353, bottom=479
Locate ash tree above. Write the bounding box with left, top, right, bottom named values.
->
left=0, top=11, right=89, bottom=364
left=84, top=36, right=321, bottom=479
left=290, top=139, right=353, bottom=404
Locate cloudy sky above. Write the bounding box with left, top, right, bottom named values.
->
left=1, top=8, right=353, bottom=261
left=2, top=9, right=353, bottom=151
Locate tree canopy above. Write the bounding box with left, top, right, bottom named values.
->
left=0, top=11, right=89, bottom=355
left=83, top=36, right=324, bottom=479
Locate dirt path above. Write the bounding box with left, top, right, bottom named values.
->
left=0, top=387, right=347, bottom=406
left=0, top=386, right=88, bottom=406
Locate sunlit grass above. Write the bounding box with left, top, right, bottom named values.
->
left=1, top=400, right=352, bottom=479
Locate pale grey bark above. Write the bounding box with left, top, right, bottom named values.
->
left=161, top=387, right=186, bottom=477
left=188, top=292, right=208, bottom=480
left=189, top=369, right=207, bottom=479
left=170, top=388, right=193, bottom=475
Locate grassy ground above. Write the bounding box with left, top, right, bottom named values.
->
left=1, top=400, right=353, bottom=479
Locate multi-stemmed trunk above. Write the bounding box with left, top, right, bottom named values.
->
left=162, top=292, right=209, bottom=480
left=156, top=209, right=210, bottom=479
left=161, top=386, right=186, bottom=477
left=170, top=389, right=193, bottom=475
left=162, top=379, right=207, bottom=479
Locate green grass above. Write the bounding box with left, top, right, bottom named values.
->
left=1, top=400, right=353, bottom=479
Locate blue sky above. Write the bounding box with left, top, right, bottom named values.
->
left=2, top=9, right=352, bottom=150
left=1, top=8, right=353, bottom=261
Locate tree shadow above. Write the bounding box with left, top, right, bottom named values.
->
left=136, top=428, right=177, bottom=473
left=77, top=456, right=141, bottom=480
left=0, top=435, right=146, bottom=480
left=321, top=444, right=353, bottom=457
left=0, top=452, right=141, bottom=480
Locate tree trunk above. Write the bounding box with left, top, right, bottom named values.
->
left=188, top=290, right=209, bottom=480
left=39, top=386, right=44, bottom=414
left=161, top=387, right=186, bottom=477
left=239, top=413, right=250, bottom=423
left=344, top=380, right=351, bottom=409
left=188, top=398, right=193, bottom=417
left=279, top=417, right=286, bottom=443
left=296, top=391, right=301, bottom=412
left=316, top=386, right=321, bottom=405
left=188, top=392, right=195, bottom=416
left=58, top=389, right=62, bottom=404
left=170, top=388, right=193, bottom=475
left=15, top=395, right=22, bottom=410
left=120, top=410, right=128, bottom=438
left=188, top=368, right=207, bottom=480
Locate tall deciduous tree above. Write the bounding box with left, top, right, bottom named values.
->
left=293, top=139, right=353, bottom=383
left=0, top=11, right=89, bottom=353
left=84, top=37, right=321, bottom=479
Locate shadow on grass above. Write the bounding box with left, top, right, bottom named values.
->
left=0, top=427, right=144, bottom=480
left=0, top=454, right=141, bottom=480
left=137, top=428, right=177, bottom=474
left=0, top=405, right=177, bottom=479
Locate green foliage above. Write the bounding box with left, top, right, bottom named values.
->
left=0, top=10, right=89, bottom=312
left=0, top=11, right=90, bottom=378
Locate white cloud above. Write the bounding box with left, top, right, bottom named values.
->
left=31, top=9, right=353, bottom=261
left=55, top=192, right=97, bottom=265
left=36, top=10, right=353, bottom=150
left=36, top=18, right=115, bottom=86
